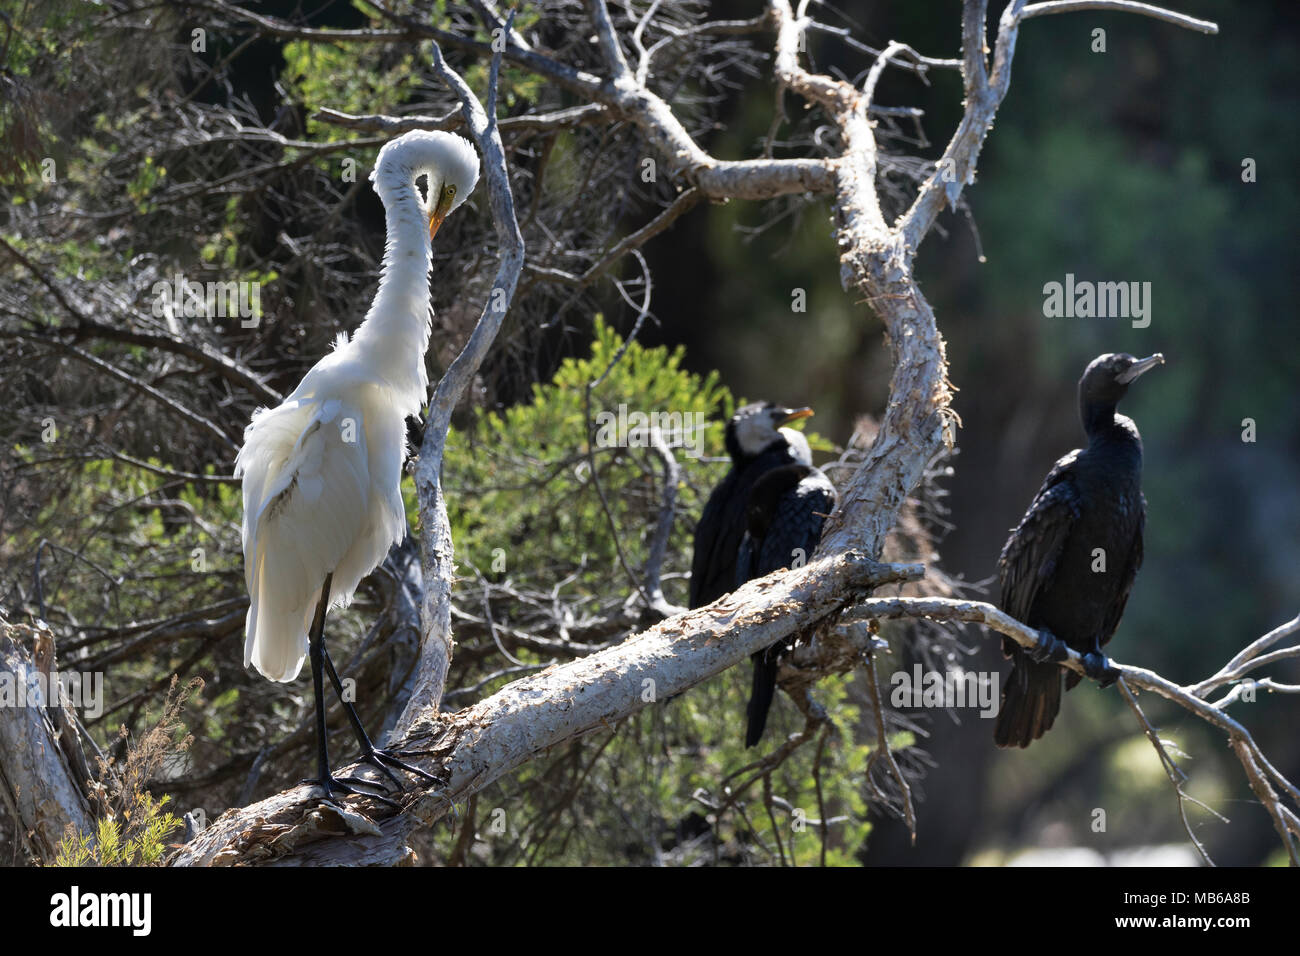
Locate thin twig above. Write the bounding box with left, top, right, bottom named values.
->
left=862, top=642, right=916, bottom=842
left=1117, top=677, right=1217, bottom=866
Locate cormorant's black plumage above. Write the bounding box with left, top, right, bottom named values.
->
left=689, top=402, right=832, bottom=747
left=736, top=463, right=837, bottom=747
left=994, top=352, right=1163, bottom=749
left=689, top=404, right=814, bottom=609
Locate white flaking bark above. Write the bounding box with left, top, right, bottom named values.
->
left=0, top=618, right=96, bottom=862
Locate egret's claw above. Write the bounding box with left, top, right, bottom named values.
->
left=360, top=748, right=440, bottom=788
left=302, top=774, right=400, bottom=808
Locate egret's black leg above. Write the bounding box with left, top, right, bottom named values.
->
left=302, top=574, right=396, bottom=806
left=308, top=580, right=332, bottom=783
left=320, top=645, right=439, bottom=788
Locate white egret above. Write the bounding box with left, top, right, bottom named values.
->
left=236, top=130, right=480, bottom=797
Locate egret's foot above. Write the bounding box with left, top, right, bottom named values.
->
left=301, top=773, right=399, bottom=808
left=1082, top=652, right=1120, bottom=688
left=1029, top=628, right=1069, bottom=664
left=380, top=746, right=440, bottom=760
left=360, top=748, right=440, bottom=788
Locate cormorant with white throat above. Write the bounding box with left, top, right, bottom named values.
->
left=690, top=403, right=816, bottom=610
left=689, top=402, right=835, bottom=747
left=736, top=459, right=836, bottom=747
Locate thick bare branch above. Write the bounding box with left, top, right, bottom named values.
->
left=172, top=554, right=919, bottom=865
left=901, top=0, right=1218, bottom=249
left=585, top=0, right=633, bottom=77
left=0, top=620, right=96, bottom=862
left=313, top=104, right=610, bottom=136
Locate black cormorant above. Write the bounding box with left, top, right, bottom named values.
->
left=994, top=352, right=1164, bottom=749
left=736, top=461, right=837, bottom=747
left=689, top=403, right=816, bottom=609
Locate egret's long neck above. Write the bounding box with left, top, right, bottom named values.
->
left=351, top=177, right=433, bottom=414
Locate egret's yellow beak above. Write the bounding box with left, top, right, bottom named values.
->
left=779, top=407, right=814, bottom=425
left=428, top=190, right=455, bottom=240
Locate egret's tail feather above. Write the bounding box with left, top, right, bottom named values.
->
left=243, top=552, right=314, bottom=683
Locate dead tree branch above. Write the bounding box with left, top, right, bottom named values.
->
left=0, top=618, right=96, bottom=862
left=396, top=21, right=526, bottom=739
left=843, top=597, right=1300, bottom=865
left=172, top=554, right=919, bottom=865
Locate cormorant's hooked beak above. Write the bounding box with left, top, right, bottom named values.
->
left=1117, top=353, right=1165, bottom=384
left=428, top=190, right=455, bottom=240
left=778, top=407, right=815, bottom=425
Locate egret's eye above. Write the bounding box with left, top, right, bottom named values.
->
left=445, top=184, right=457, bottom=199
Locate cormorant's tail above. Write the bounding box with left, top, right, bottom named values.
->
left=994, top=651, right=1062, bottom=749
left=745, top=650, right=780, bottom=748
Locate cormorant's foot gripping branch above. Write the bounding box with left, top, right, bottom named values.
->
left=1082, top=651, right=1121, bottom=688
left=1028, top=628, right=1071, bottom=665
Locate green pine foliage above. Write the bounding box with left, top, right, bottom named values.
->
left=439, top=315, right=730, bottom=602
left=53, top=794, right=181, bottom=867
left=50, top=676, right=199, bottom=867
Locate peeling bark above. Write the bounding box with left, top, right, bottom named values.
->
left=0, top=618, right=95, bottom=863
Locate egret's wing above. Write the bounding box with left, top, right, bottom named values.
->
left=237, top=397, right=370, bottom=681
left=326, top=388, right=410, bottom=598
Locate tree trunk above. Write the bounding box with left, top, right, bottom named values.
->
left=0, top=617, right=96, bottom=863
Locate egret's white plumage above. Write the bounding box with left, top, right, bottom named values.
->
left=237, top=130, right=479, bottom=683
